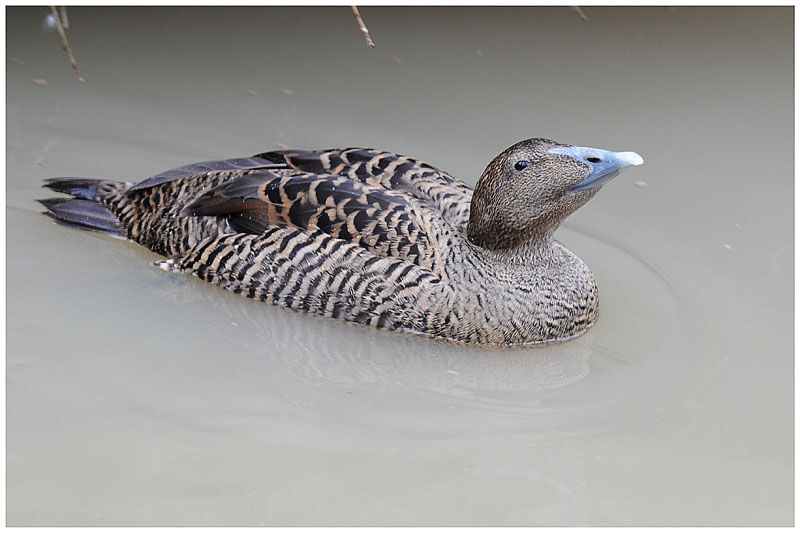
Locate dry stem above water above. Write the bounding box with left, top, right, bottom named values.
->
left=49, top=6, right=84, bottom=82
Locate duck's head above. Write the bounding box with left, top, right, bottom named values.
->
left=467, top=138, right=643, bottom=251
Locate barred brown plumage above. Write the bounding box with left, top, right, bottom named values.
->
left=39, top=138, right=643, bottom=345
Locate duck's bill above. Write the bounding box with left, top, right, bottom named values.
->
left=548, top=146, right=644, bottom=192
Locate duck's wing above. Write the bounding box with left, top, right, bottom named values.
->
left=125, top=148, right=473, bottom=231
left=183, top=170, right=449, bottom=274
left=128, top=157, right=285, bottom=192
left=257, top=148, right=473, bottom=231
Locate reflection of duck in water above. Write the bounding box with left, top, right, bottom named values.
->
left=39, top=138, right=642, bottom=345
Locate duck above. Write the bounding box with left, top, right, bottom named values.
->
left=39, top=138, right=643, bottom=345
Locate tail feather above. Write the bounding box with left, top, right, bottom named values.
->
left=42, top=177, right=103, bottom=200
left=39, top=177, right=124, bottom=237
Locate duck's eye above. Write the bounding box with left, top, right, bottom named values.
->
left=514, top=160, right=530, bottom=172
left=586, top=157, right=601, bottom=163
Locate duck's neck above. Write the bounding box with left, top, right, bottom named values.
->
left=467, top=218, right=562, bottom=262
left=472, top=233, right=561, bottom=267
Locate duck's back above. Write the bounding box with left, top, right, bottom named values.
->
left=259, top=148, right=473, bottom=230
left=117, top=148, right=469, bottom=268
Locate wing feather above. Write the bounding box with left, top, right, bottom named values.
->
left=256, top=148, right=473, bottom=230
left=183, top=171, right=447, bottom=272
left=129, top=156, right=286, bottom=192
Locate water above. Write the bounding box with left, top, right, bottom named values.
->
left=6, top=6, right=793, bottom=526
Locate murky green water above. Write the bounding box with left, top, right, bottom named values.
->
left=7, top=6, right=793, bottom=526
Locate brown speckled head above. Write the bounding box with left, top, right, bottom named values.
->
left=467, top=138, right=643, bottom=251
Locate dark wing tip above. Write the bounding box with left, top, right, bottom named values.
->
left=129, top=156, right=287, bottom=192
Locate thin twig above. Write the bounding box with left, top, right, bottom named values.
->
left=573, top=6, right=588, bottom=21
left=50, top=6, right=84, bottom=82
left=59, top=6, right=69, bottom=29
left=350, top=6, right=375, bottom=48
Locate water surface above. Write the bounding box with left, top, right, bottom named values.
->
left=6, top=6, right=793, bottom=525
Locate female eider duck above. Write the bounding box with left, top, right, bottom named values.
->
left=39, top=139, right=643, bottom=345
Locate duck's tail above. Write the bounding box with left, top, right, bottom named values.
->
left=38, top=178, right=124, bottom=237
